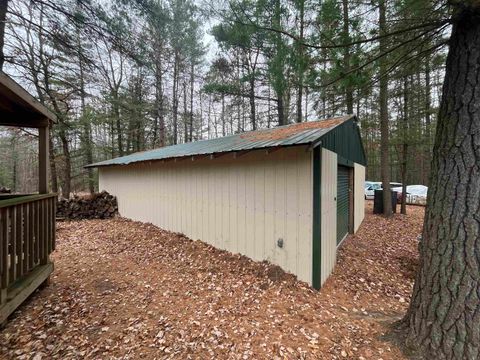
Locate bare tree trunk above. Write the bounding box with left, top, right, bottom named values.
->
left=11, top=133, right=16, bottom=192
left=249, top=75, right=256, bottom=130
left=267, top=86, right=271, bottom=128
left=36, top=3, right=71, bottom=198
left=189, top=62, right=194, bottom=142
left=207, top=97, right=212, bottom=139
left=221, top=93, right=226, bottom=137
left=48, top=125, right=58, bottom=193
left=424, top=54, right=432, bottom=185
left=154, top=44, right=165, bottom=147
left=277, top=96, right=285, bottom=126
left=321, top=60, right=327, bottom=118
left=58, top=127, right=71, bottom=198
left=304, top=86, right=308, bottom=121
left=295, top=0, right=305, bottom=123
left=76, top=27, right=94, bottom=193
left=404, top=6, right=480, bottom=359
left=378, top=0, right=391, bottom=216
left=113, top=92, right=123, bottom=156
left=401, top=76, right=408, bottom=215
left=0, top=0, right=8, bottom=71
left=273, top=0, right=285, bottom=127
left=183, top=81, right=188, bottom=142
left=172, top=51, right=179, bottom=145
left=342, top=0, right=353, bottom=114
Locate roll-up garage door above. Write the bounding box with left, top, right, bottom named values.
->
left=337, top=166, right=350, bottom=244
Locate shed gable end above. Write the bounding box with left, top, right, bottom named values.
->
left=320, top=119, right=367, bottom=166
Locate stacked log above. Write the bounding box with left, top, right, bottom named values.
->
left=57, top=191, right=118, bottom=220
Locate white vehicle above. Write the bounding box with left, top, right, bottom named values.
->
left=364, top=181, right=403, bottom=200
left=364, top=181, right=381, bottom=199
left=391, top=185, right=428, bottom=205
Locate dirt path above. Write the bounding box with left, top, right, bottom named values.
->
left=0, top=203, right=424, bottom=359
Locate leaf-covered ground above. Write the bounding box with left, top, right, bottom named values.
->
left=1, top=203, right=424, bottom=359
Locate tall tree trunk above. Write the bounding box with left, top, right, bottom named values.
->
left=221, top=93, right=226, bottom=137
left=304, top=86, right=308, bottom=121
left=48, top=125, right=58, bottom=193
left=295, top=0, right=305, bottom=123
left=189, top=62, right=194, bottom=142
left=378, top=0, right=391, bottom=216
left=154, top=45, right=165, bottom=147
left=249, top=75, right=256, bottom=130
left=277, top=96, right=285, bottom=126
left=113, top=91, right=123, bottom=156
left=183, top=82, right=188, bottom=142
left=424, top=54, right=432, bottom=185
left=273, top=0, right=285, bottom=127
left=110, top=117, right=115, bottom=157
left=77, top=27, right=94, bottom=193
left=401, top=76, right=408, bottom=215
left=58, top=126, right=71, bottom=198
left=83, top=123, right=94, bottom=193
left=342, top=0, right=353, bottom=114
left=0, top=0, right=8, bottom=71
left=30, top=66, right=58, bottom=194
left=39, top=18, right=71, bottom=199
left=207, top=97, right=212, bottom=139
left=267, top=86, right=272, bottom=128
left=404, top=6, right=480, bottom=359
left=172, top=51, right=179, bottom=145
left=321, top=59, right=327, bottom=118
left=11, top=133, right=16, bottom=192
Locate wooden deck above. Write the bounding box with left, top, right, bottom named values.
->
left=0, top=194, right=56, bottom=324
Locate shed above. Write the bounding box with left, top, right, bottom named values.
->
left=87, top=115, right=366, bottom=289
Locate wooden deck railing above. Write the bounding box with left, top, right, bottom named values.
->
left=0, top=194, right=56, bottom=322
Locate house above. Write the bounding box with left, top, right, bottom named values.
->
left=87, top=115, right=366, bottom=289
left=0, top=72, right=56, bottom=323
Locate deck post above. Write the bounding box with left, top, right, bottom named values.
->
left=38, top=124, right=49, bottom=194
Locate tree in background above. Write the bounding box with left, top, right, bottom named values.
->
left=209, top=0, right=266, bottom=131
left=0, top=0, right=447, bottom=202
left=263, top=0, right=289, bottom=126
left=0, top=0, right=9, bottom=70
left=378, top=0, right=392, bottom=216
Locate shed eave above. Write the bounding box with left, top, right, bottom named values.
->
left=85, top=143, right=312, bottom=169
left=86, top=115, right=361, bottom=169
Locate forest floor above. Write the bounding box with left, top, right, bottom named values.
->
left=0, top=203, right=424, bottom=360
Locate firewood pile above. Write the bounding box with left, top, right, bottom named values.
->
left=0, top=186, right=11, bottom=193
left=56, top=191, right=118, bottom=220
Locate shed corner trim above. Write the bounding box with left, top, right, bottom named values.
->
left=312, top=146, right=322, bottom=290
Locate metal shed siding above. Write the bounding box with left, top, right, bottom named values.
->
left=354, top=163, right=366, bottom=232
left=99, top=146, right=314, bottom=284
left=320, top=148, right=338, bottom=286
left=336, top=165, right=350, bottom=244
left=321, top=119, right=367, bottom=166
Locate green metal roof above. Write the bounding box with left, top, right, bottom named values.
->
left=87, top=115, right=366, bottom=168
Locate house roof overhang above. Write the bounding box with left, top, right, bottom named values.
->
left=0, top=72, right=57, bottom=128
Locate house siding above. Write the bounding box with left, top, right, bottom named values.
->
left=99, top=146, right=314, bottom=285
